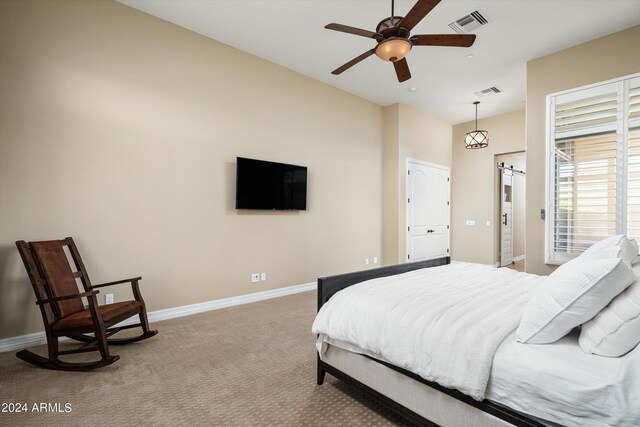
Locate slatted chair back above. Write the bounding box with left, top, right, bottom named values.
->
left=16, top=240, right=57, bottom=327
left=62, top=237, right=94, bottom=291
left=31, top=240, right=85, bottom=318
left=16, top=239, right=85, bottom=322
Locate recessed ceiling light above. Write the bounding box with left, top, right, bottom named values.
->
left=466, top=54, right=474, bottom=59
left=408, top=87, right=419, bottom=93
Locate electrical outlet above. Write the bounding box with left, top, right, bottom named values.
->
left=105, top=293, right=114, bottom=305
left=251, top=273, right=260, bottom=283
left=261, top=272, right=266, bottom=281
left=365, top=258, right=370, bottom=265
left=373, top=256, right=378, bottom=264
left=466, top=220, right=476, bottom=226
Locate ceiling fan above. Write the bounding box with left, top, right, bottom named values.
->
left=325, top=0, right=476, bottom=82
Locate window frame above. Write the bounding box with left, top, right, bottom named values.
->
left=545, top=72, right=640, bottom=265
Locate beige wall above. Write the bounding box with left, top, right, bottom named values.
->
left=451, top=110, right=525, bottom=265
left=495, top=152, right=526, bottom=260
left=398, top=104, right=452, bottom=169
left=0, top=1, right=384, bottom=339
left=526, top=25, right=640, bottom=275
left=382, top=104, right=452, bottom=265
left=382, top=105, right=400, bottom=265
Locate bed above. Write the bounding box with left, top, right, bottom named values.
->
left=312, top=256, right=640, bottom=427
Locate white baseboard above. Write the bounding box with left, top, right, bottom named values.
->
left=0, top=281, right=316, bottom=353
left=0, top=331, right=53, bottom=355
left=140, top=281, right=315, bottom=325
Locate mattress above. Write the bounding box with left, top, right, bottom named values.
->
left=486, top=330, right=640, bottom=427
left=321, top=330, right=640, bottom=427
left=322, top=342, right=514, bottom=427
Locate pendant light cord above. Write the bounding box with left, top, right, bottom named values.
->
left=474, top=101, right=479, bottom=130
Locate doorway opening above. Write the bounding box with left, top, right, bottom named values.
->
left=496, top=152, right=526, bottom=270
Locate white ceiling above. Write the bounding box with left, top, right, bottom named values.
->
left=118, top=0, right=640, bottom=124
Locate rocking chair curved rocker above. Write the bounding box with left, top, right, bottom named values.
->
left=15, top=237, right=158, bottom=371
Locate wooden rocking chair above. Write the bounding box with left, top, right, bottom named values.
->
left=15, top=237, right=158, bottom=371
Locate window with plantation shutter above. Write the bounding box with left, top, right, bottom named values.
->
left=546, top=73, right=640, bottom=264
left=628, top=85, right=640, bottom=239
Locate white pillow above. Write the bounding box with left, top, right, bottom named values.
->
left=563, top=245, right=622, bottom=267
left=582, top=235, right=638, bottom=265
left=579, top=263, right=640, bottom=357
left=516, top=255, right=636, bottom=344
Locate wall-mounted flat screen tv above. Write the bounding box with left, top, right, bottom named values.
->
left=235, top=157, right=307, bottom=210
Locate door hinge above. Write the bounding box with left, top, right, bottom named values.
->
left=408, top=226, right=410, bottom=231
left=447, top=177, right=450, bottom=182
left=408, top=198, right=410, bottom=203
left=408, top=170, right=410, bottom=175
left=447, top=248, right=450, bottom=253
left=447, top=201, right=450, bottom=206
left=407, top=254, right=410, bottom=259
left=447, top=225, right=449, bottom=229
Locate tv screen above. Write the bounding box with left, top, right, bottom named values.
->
left=235, top=157, right=307, bottom=210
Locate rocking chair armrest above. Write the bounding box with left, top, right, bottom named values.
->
left=93, top=277, right=142, bottom=289
left=36, top=290, right=99, bottom=306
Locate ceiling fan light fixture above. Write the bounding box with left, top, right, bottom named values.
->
left=375, top=38, right=412, bottom=62
left=325, top=0, right=476, bottom=82
left=464, top=101, right=489, bottom=149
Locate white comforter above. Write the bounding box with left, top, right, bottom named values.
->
left=312, top=262, right=544, bottom=400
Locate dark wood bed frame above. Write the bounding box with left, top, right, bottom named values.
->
left=316, top=257, right=543, bottom=427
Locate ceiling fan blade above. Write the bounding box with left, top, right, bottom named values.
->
left=393, top=58, right=411, bottom=82
left=325, top=23, right=380, bottom=39
left=411, top=34, right=476, bottom=47
left=398, top=0, right=441, bottom=32
left=332, top=49, right=376, bottom=75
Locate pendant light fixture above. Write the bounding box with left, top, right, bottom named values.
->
left=464, top=101, right=489, bottom=149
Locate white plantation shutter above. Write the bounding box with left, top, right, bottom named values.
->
left=547, top=74, right=640, bottom=264
left=628, top=81, right=640, bottom=238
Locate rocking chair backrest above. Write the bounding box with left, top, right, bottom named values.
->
left=27, top=240, right=84, bottom=318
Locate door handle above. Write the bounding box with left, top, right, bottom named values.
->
left=502, top=213, right=508, bottom=226
left=427, top=229, right=434, bottom=233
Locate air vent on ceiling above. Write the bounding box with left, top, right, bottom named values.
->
left=475, top=86, right=502, bottom=97
left=449, top=11, right=488, bottom=34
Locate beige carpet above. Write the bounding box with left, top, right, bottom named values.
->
left=0, top=291, right=411, bottom=426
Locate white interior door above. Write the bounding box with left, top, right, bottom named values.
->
left=407, top=160, right=450, bottom=262
left=500, top=169, right=514, bottom=266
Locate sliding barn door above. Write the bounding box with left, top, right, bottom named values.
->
left=500, top=169, right=514, bottom=267
left=407, top=160, right=450, bottom=262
